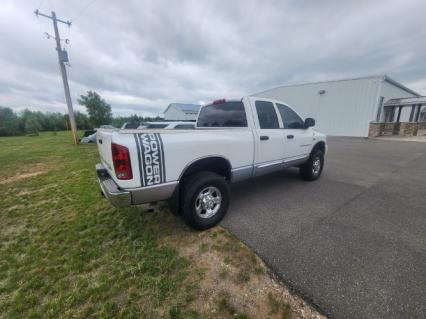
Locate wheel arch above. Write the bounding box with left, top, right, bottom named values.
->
left=311, top=141, right=326, bottom=154
left=179, top=156, right=232, bottom=183
left=170, top=157, right=232, bottom=216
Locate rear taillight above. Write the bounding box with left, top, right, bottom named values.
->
left=111, top=143, right=133, bottom=180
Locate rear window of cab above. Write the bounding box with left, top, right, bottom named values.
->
left=197, top=101, right=247, bottom=127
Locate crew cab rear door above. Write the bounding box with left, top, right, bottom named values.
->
left=249, top=98, right=285, bottom=175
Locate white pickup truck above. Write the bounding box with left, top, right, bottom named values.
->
left=96, top=97, right=327, bottom=229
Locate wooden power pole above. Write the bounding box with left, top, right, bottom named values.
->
left=34, top=9, right=78, bottom=144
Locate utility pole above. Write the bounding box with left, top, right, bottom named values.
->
left=34, top=9, right=78, bottom=144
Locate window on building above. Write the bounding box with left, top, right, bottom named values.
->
left=276, top=103, right=304, bottom=129
left=197, top=101, right=247, bottom=127
left=255, top=101, right=279, bottom=129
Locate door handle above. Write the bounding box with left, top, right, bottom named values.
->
left=260, top=136, right=269, bottom=141
left=287, top=135, right=294, bottom=139
left=98, top=139, right=103, bottom=144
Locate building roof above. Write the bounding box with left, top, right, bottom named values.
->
left=164, top=103, right=201, bottom=114
left=384, top=96, right=426, bottom=106
left=253, top=75, right=420, bottom=97
left=382, top=76, right=420, bottom=97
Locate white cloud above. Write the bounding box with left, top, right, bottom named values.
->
left=0, top=0, right=425, bottom=117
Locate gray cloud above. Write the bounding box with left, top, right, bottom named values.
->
left=0, top=0, right=425, bottom=116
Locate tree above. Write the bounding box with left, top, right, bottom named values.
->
left=0, top=105, right=149, bottom=136
left=25, top=115, right=42, bottom=136
left=112, top=114, right=144, bottom=128
left=74, top=111, right=90, bottom=130
left=78, top=91, right=112, bottom=128
left=0, top=106, right=20, bottom=136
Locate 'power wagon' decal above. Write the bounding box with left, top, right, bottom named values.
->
left=134, top=133, right=166, bottom=186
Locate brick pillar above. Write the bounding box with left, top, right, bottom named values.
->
left=398, top=122, right=417, bottom=137
left=417, top=122, right=426, bottom=136
left=368, top=122, right=383, bottom=137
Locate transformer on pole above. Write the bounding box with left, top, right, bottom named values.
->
left=34, top=9, right=78, bottom=144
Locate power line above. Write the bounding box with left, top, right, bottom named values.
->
left=34, top=9, right=78, bottom=145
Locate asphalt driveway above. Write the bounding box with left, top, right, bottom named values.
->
left=222, top=137, right=426, bottom=318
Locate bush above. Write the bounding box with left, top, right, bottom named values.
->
left=25, top=116, right=42, bottom=136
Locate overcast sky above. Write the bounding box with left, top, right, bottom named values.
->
left=1, top=0, right=425, bottom=116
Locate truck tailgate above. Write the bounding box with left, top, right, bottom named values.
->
left=96, top=129, right=115, bottom=177
left=96, top=129, right=142, bottom=189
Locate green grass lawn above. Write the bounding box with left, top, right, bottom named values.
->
left=0, top=131, right=321, bottom=319
left=0, top=131, right=200, bottom=318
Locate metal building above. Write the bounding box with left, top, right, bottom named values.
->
left=163, top=103, right=201, bottom=121
left=253, top=75, right=420, bottom=137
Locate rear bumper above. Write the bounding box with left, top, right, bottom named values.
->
left=95, top=163, right=178, bottom=207
left=96, top=164, right=132, bottom=207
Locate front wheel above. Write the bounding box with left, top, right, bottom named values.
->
left=181, top=171, right=230, bottom=230
left=300, top=149, right=324, bottom=181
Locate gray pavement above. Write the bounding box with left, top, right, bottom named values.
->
left=222, top=137, right=426, bottom=319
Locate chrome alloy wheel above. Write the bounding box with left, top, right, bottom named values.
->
left=195, top=186, right=222, bottom=219
left=312, top=157, right=321, bottom=175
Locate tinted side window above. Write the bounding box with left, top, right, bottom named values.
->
left=255, top=101, right=279, bottom=129
left=197, top=102, right=247, bottom=127
left=276, top=103, right=304, bottom=129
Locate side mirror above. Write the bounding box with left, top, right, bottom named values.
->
left=304, top=118, right=315, bottom=128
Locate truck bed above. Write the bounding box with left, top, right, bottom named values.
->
left=96, top=128, right=255, bottom=189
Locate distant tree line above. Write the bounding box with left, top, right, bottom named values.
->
left=0, top=91, right=162, bottom=137
left=0, top=107, right=91, bottom=136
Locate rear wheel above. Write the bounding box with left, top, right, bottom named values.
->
left=167, top=191, right=180, bottom=216
left=181, top=171, right=230, bottom=230
left=300, top=149, right=324, bottom=181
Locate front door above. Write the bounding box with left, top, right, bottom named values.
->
left=276, top=103, right=313, bottom=161
left=251, top=99, right=285, bottom=175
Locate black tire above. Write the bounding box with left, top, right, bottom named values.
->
left=300, top=149, right=324, bottom=181
left=181, top=171, right=230, bottom=230
left=167, top=185, right=181, bottom=216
